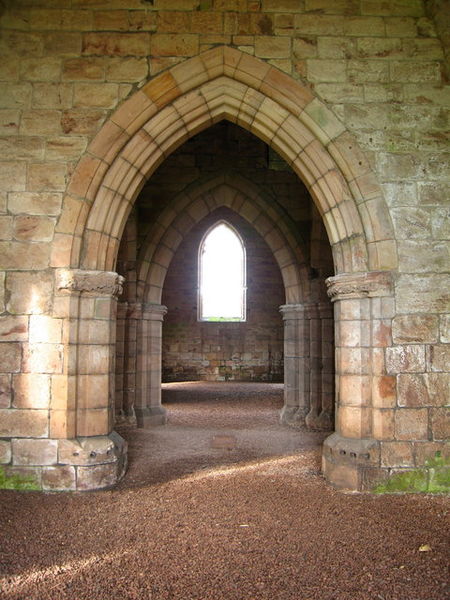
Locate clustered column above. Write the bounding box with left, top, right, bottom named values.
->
left=322, top=271, right=394, bottom=490
left=134, top=303, right=168, bottom=428
left=280, top=300, right=334, bottom=429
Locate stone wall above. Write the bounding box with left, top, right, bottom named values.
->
left=0, top=0, right=448, bottom=491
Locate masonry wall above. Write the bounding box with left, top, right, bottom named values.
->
left=0, top=0, right=448, bottom=489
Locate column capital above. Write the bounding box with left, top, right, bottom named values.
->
left=141, top=303, right=168, bottom=321
left=56, top=269, right=124, bottom=298
left=326, top=271, right=393, bottom=302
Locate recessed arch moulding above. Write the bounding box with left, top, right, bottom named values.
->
left=27, top=47, right=399, bottom=491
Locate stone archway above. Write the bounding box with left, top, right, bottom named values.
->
left=53, top=47, right=397, bottom=491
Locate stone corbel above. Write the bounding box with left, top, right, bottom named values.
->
left=56, top=269, right=125, bottom=298
left=142, top=303, right=168, bottom=321
left=326, top=271, right=393, bottom=301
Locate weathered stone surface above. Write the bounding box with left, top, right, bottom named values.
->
left=76, top=463, right=118, bottom=491
left=0, top=374, right=11, bottom=408
left=58, top=436, right=117, bottom=466
left=395, top=408, right=428, bottom=441
left=12, top=438, right=57, bottom=466
left=12, top=373, right=51, bottom=409
left=0, top=343, right=22, bottom=373
left=396, top=275, right=450, bottom=314
left=428, top=344, right=450, bottom=372
left=0, top=409, right=48, bottom=438
left=42, top=465, right=76, bottom=491
left=381, top=441, right=414, bottom=468
left=392, top=315, right=439, bottom=344
left=13, top=215, right=55, bottom=242
left=0, top=440, right=11, bottom=464
left=397, top=373, right=448, bottom=407
left=0, top=316, right=28, bottom=342
left=6, top=271, right=53, bottom=315
left=82, top=32, right=150, bottom=56
left=386, top=345, right=426, bottom=374
left=431, top=408, right=450, bottom=441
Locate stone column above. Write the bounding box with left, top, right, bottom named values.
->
left=115, top=301, right=127, bottom=422
left=135, top=303, right=168, bottom=427
left=322, top=271, right=393, bottom=491
left=50, top=269, right=128, bottom=491
left=279, top=304, right=310, bottom=426
left=305, top=303, right=322, bottom=430
left=317, top=301, right=334, bottom=430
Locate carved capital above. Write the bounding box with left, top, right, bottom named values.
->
left=279, top=303, right=306, bottom=320
left=56, top=269, right=125, bottom=298
left=326, top=271, right=393, bottom=302
left=142, top=303, right=168, bottom=321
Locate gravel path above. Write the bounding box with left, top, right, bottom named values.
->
left=1, top=382, right=448, bottom=600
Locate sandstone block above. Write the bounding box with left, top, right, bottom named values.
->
left=0, top=409, right=48, bottom=437
left=0, top=110, right=20, bottom=136
left=62, top=57, right=105, bottom=81
left=428, top=345, right=450, bottom=373
left=43, top=32, right=82, bottom=56
left=32, top=83, right=73, bottom=110
left=93, top=9, right=128, bottom=31
left=45, top=136, right=88, bottom=161
left=0, top=83, right=32, bottom=108
left=76, top=462, right=118, bottom=491
left=440, top=315, right=450, bottom=344
left=0, top=316, right=28, bottom=342
left=74, top=83, right=119, bottom=109
left=12, top=373, right=51, bottom=409
left=151, top=33, right=199, bottom=57
left=20, top=110, right=62, bottom=136
left=76, top=407, right=110, bottom=437
left=431, top=408, right=450, bottom=441
left=22, top=343, right=63, bottom=374
left=42, top=465, right=76, bottom=491
left=8, top=192, right=62, bottom=216
left=255, top=36, right=291, bottom=58
left=191, top=12, right=223, bottom=33
left=372, top=408, right=395, bottom=440
left=391, top=207, right=431, bottom=240
left=3, top=466, right=41, bottom=488
left=398, top=373, right=448, bottom=408
left=385, top=16, right=417, bottom=37
left=29, top=315, right=62, bottom=344
left=395, top=408, right=428, bottom=441
left=345, top=16, right=385, bottom=36
left=28, top=163, right=67, bottom=193
left=13, top=215, right=55, bottom=242
left=347, top=60, right=389, bottom=83
left=105, top=57, right=148, bottom=82
left=414, top=441, right=450, bottom=467
left=0, top=241, right=50, bottom=270
left=293, top=37, right=317, bottom=59
left=0, top=343, right=22, bottom=373
left=61, top=109, right=107, bottom=135
left=390, top=61, right=441, bottom=83
left=396, top=275, right=450, bottom=314
left=398, top=240, right=449, bottom=273
left=20, top=57, right=61, bottom=82
left=361, top=0, right=424, bottom=17
left=0, top=216, right=12, bottom=240
left=392, top=315, right=439, bottom=344
left=0, top=162, right=26, bottom=192
left=386, top=345, right=425, bottom=374
left=0, top=440, right=11, bottom=464
left=49, top=408, right=76, bottom=439
left=58, top=436, right=117, bottom=466
left=295, top=14, right=344, bottom=35
left=0, top=374, right=11, bottom=408
left=82, top=33, right=150, bottom=57
left=0, top=137, right=44, bottom=161
left=12, top=438, right=57, bottom=466
left=6, top=271, right=53, bottom=315
left=381, top=441, right=414, bottom=467
left=372, top=376, right=396, bottom=408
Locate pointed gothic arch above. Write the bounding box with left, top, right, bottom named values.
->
left=54, top=46, right=398, bottom=491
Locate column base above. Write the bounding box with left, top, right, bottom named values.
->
left=280, top=405, right=307, bottom=426
left=2, top=432, right=128, bottom=492
left=135, top=406, right=167, bottom=427
left=305, top=409, right=333, bottom=431
left=322, top=432, right=381, bottom=491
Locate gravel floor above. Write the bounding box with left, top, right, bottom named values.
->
left=0, top=382, right=449, bottom=600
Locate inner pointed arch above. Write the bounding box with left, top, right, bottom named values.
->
left=198, top=220, right=246, bottom=322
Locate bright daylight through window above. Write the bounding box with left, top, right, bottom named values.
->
left=199, top=222, right=246, bottom=321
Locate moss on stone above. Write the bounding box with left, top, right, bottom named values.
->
left=375, top=453, right=450, bottom=494
left=0, top=466, right=39, bottom=491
